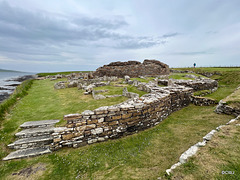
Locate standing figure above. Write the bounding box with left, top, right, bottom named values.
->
left=193, top=63, right=196, bottom=68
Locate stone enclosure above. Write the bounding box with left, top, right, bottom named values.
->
left=4, top=59, right=222, bottom=160
left=50, top=76, right=217, bottom=150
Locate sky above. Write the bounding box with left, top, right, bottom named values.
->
left=0, top=0, right=239, bottom=72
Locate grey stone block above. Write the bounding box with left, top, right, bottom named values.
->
left=20, top=120, right=59, bottom=129
left=2, top=147, right=52, bottom=161
left=15, top=127, right=55, bottom=138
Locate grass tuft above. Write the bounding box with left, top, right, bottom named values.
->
left=0, top=79, right=33, bottom=121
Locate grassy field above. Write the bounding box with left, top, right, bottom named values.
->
left=171, top=119, right=240, bottom=180
left=169, top=73, right=207, bottom=80
left=37, top=71, right=91, bottom=77
left=130, top=77, right=155, bottom=83
left=0, top=67, right=239, bottom=179
left=0, top=105, right=233, bottom=180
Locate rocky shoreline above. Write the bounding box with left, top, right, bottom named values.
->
left=0, top=75, right=37, bottom=103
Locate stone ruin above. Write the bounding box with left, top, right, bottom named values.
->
left=3, top=60, right=227, bottom=160
left=93, top=59, right=170, bottom=77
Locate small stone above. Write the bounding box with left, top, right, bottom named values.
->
left=203, top=130, right=217, bottom=141
left=88, top=139, right=97, bottom=144
left=166, top=169, right=171, bottom=175
left=82, top=110, right=94, bottom=116
left=98, top=118, right=104, bottom=123
left=124, top=75, right=130, bottom=81
left=98, top=137, right=105, bottom=141
left=91, top=128, right=103, bottom=135
left=179, top=145, right=198, bottom=164
left=196, top=140, right=207, bottom=147
left=62, top=134, right=74, bottom=140
left=226, top=119, right=236, bottom=125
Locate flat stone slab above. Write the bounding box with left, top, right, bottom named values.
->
left=2, top=147, right=52, bottom=161
left=8, top=135, right=53, bottom=149
left=15, top=127, right=55, bottom=138
left=20, top=120, right=60, bottom=129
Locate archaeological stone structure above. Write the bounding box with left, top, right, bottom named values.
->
left=93, top=59, right=170, bottom=78
left=3, top=60, right=223, bottom=160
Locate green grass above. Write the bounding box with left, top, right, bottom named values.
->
left=193, top=89, right=212, bottom=96
left=130, top=77, right=155, bottom=83
left=171, top=119, right=240, bottom=180
left=37, top=71, right=91, bottom=77
left=0, top=79, right=33, bottom=121
left=0, top=104, right=233, bottom=179
left=0, top=79, right=129, bottom=158
left=0, top=68, right=239, bottom=179
left=173, top=67, right=240, bottom=72
left=174, top=67, right=240, bottom=102
left=223, top=88, right=240, bottom=109
left=94, top=84, right=147, bottom=97
left=169, top=73, right=206, bottom=80
left=205, top=71, right=240, bottom=101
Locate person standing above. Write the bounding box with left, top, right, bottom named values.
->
left=193, top=63, right=196, bottom=68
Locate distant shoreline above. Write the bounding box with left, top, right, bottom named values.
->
left=0, top=73, right=36, bottom=103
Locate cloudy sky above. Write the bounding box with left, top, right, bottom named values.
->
left=0, top=0, right=239, bottom=72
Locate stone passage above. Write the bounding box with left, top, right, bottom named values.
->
left=3, top=120, right=59, bottom=161
left=93, top=59, right=170, bottom=78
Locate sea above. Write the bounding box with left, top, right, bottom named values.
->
left=0, top=71, right=35, bottom=102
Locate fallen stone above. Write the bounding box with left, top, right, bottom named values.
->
left=196, top=140, right=207, bottom=147
left=93, top=94, right=106, bottom=100
left=216, top=125, right=225, bottom=131
left=166, top=162, right=182, bottom=175
left=54, top=81, right=66, bottom=89
left=226, top=119, right=237, bottom=125
left=124, top=75, right=130, bottom=81
left=68, top=81, right=78, bottom=88
left=179, top=145, right=199, bottom=164
left=203, top=130, right=217, bottom=141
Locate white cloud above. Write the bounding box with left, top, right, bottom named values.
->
left=0, top=0, right=239, bottom=72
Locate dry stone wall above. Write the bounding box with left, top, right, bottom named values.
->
left=93, top=59, right=170, bottom=78
left=157, top=79, right=218, bottom=92
left=50, top=85, right=192, bottom=150
left=50, top=75, right=219, bottom=150
left=215, top=100, right=240, bottom=117
left=191, top=96, right=217, bottom=106
left=172, top=79, right=218, bottom=91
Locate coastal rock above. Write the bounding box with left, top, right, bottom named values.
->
left=6, top=75, right=37, bottom=82
left=0, top=92, right=10, bottom=103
